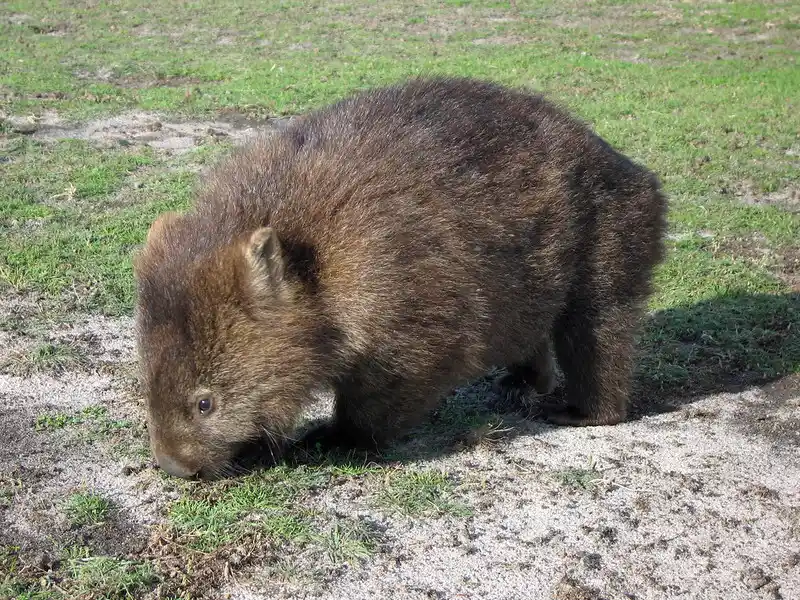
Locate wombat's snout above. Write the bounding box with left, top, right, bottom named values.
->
left=155, top=451, right=198, bottom=479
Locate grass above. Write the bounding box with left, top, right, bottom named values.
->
left=1, top=341, right=86, bottom=376
left=1, top=0, right=799, bottom=598
left=167, top=466, right=324, bottom=552
left=1, top=545, right=161, bottom=600
left=64, top=492, right=112, bottom=527
left=374, top=468, right=472, bottom=517
left=320, top=520, right=379, bottom=565
left=64, top=548, right=159, bottom=600
left=34, top=405, right=132, bottom=436
left=1, top=1, right=798, bottom=319
left=554, top=466, right=603, bottom=492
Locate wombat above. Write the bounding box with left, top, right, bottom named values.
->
left=134, top=77, right=667, bottom=479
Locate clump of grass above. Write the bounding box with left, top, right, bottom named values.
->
left=0, top=546, right=57, bottom=599
left=168, top=466, right=325, bottom=552
left=65, top=492, right=112, bottom=527
left=33, top=405, right=132, bottom=437
left=554, top=460, right=603, bottom=492
left=34, top=412, right=82, bottom=432
left=65, top=547, right=159, bottom=600
left=374, top=468, right=471, bottom=517
left=1, top=341, right=86, bottom=376
left=319, top=520, right=379, bottom=566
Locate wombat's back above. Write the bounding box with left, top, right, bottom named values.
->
left=192, top=77, right=664, bottom=380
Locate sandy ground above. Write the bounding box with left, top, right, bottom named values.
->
left=2, top=311, right=798, bottom=600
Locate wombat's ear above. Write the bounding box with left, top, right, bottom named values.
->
left=146, top=211, right=181, bottom=244
left=245, top=227, right=286, bottom=292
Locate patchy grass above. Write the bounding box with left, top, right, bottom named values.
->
left=34, top=405, right=132, bottom=437
left=320, top=520, right=379, bottom=566
left=637, top=291, right=799, bottom=403
left=167, top=467, right=324, bottom=552
left=33, top=412, right=82, bottom=432
left=0, top=2, right=797, bottom=323
left=64, top=548, right=160, bottom=600
left=64, top=492, right=112, bottom=527
left=0, top=477, right=22, bottom=509
left=1, top=545, right=160, bottom=600
left=0, top=139, right=194, bottom=315
left=374, top=469, right=471, bottom=517
left=554, top=465, right=603, bottom=492
left=1, top=341, right=86, bottom=376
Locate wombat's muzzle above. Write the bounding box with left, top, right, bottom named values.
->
left=155, top=451, right=198, bottom=479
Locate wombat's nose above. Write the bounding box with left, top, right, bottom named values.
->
left=155, top=453, right=198, bottom=479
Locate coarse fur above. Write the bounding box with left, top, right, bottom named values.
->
left=134, top=77, right=668, bottom=479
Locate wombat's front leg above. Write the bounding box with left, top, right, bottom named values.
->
left=494, top=336, right=558, bottom=407
left=546, top=302, right=639, bottom=426
left=302, top=369, right=443, bottom=452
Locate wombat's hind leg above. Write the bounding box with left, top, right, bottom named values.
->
left=494, top=337, right=558, bottom=407
left=546, top=303, right=637, bottom=426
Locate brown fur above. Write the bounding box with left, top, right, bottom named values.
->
left=133, top=77, right=667, bottom=479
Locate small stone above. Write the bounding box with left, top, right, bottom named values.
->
left=761, top=582, right=782, bottom=599
left=35, top=551, right=53, bottom=570
left=742, top=566, right=770, bottom=590
left=10, top=119, right=38, bottom=134
left=582, top=552, right=602, bottom=570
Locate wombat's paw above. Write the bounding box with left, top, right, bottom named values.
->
left=533, top=368, right=557, bottom=396
left=491, top=375, right=531, bottom=411
left=543, top=405, right=626, bottom=427
left=493, top=368, right=557, bottom=412
left=297, top=422, right=381, bottom=455
left=297, top=423, right=346, bottom=453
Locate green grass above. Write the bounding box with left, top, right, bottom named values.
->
left=320, top=520, right=379, bottom=565
left=1, top=1, right=798, bottom=320
left=64, top=548, right=159, bottom=600
left=34, top=405, right=133, bottom=439
left=0, top=545, right=160, bottom=600
left=554, top=466, right=602, bottom=492
left=167, top=466, right=324, bottom=552
left=65, top=492, right=112, bottom=527
left=374, top=469, right=471, bottom=517
left=1, top=341, right=86, bottom=376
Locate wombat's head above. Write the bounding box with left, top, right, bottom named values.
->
left=133, top=212, right=323, bottom=479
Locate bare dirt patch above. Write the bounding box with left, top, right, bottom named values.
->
left=74, top=67, right=216, bottom=89
left=735, top=181, right=800, bottom=213
left=27, top=111, right=291, bottom=155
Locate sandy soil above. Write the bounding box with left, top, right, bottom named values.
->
left=2, top=310, right=798, bottom=600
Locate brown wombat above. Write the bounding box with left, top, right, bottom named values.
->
left=134, top=77, right=667, bottom=479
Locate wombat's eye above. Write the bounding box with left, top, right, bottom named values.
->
left=197, top=395, right=214, bottom=415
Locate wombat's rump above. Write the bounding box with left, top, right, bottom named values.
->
left=134, top=77, right=667, bottom=479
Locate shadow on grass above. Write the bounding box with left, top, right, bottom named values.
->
left=253, top=291, right=800, bottom=470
